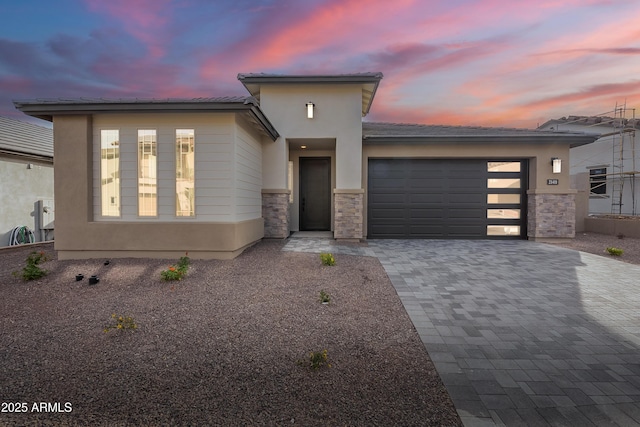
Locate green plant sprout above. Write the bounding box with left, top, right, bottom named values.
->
left=298, top=349, right=331, bottom=370
left=320, top=253, right=335, bottom=266
left=161, top=253, right=191, bottom=281
left=104, top=313, right=137, bottom=333
left=13, top=251, right=48, bottom=281
left=606, top=247, right=624, bottom=256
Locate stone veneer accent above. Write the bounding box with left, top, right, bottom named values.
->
left=262, top=190, right=290, bottom=238
left=527, top=192, right=576, bottom=239
left=334, top=190, right=364, bottom=240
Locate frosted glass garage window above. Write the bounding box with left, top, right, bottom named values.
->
left=138, top=130, right=157, bottom=217
left=100, top=130, right=120, bottom=217
left=487, top=225, right=521, bottom=236
left=487, top=209, right=520, bottom=219
left=487, top=162, right=521, bottom=172
left=176, top=129, right=195, bottom=217
left=487, top=194, right=520, bottom=204
left=487, top=178, right=520, bottom=189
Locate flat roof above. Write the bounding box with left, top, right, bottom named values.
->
left=238, top=72, right=383, bottom=117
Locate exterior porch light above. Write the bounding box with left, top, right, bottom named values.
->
left=551, top=157, right=562, bottom=174
left=306, top=102, right=315, bottom=119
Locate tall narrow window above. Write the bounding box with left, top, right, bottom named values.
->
left=101, top=130, right=120, bottom=216
left=138, top=130, right=157, bottom=216
left=176, top=129, right=195, bottom=216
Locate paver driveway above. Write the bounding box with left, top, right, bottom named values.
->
left=283, top=238, right=640, bottom=426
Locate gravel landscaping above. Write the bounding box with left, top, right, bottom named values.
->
left=0, top=240, right=461, bottom=426
left=1, top=231, right=637, bottom=426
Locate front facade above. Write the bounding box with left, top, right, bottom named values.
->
left=0, top=116, right=54, bottom=246
left=15, top=73, right=596, bottom=260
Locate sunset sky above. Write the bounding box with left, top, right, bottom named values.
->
left=1, top=0, right=639, bottom=129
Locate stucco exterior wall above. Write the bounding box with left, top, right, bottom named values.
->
left=0, top=155, right=54, bottom=246
left=259, top=84, right=363, bottom=190
left=55, top=113, right=263, bottom=260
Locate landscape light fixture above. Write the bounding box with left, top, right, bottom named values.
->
left=306, top=102, right=315, bottom=119
left=551, top=157, right=562, bottom=174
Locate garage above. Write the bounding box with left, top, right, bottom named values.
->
left=367, top=159, right=526, bottom=239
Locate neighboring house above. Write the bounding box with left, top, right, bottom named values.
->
left=539, top=115, right=639, bottom=216
left=14, top=73, right=596, bottom=260
left=0, top=116, right=54, bottom=247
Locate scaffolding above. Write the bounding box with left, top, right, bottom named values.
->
left=554, top=104, right=638, bottom=215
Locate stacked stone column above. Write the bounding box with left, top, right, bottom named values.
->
left=527, top=191, right=576, bottom=239
left=261, top=189, right=290, bottom=238
left=333, top=189, right=364, bottom=240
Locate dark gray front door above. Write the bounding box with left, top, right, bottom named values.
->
left=367, top=159, right=526, bottom=239
left=300, top=157, right=331, bottom=231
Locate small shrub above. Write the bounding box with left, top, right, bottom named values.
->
left=13, top=251, right=48, bottom=281
left=320, top=253, right=335, bottom=266
left=319, top=290, right=331, bottom=304
left=161, top=253, right=190, bottom=281
left=298, top=349, right=331, bottom=370
left=104, top=313, right=137, bottom=333
left=606, top=247, right=624, bottom=256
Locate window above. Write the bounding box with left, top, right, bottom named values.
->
left=488, top=162, right=521, bottom=172
left=176, top=129, right=195, bottom=216
left=100, top=130, right=120, bottom=216
left=138, top=130, right=157, bottom=216
left=589, top=167, right=607, bottom=195
left=486, top=161, right=523, bottom=237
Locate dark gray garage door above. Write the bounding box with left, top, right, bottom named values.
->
left=367, top=159, right=526, bottom=239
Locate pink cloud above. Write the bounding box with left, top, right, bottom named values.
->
left=83, top=0, right=173, bottom=59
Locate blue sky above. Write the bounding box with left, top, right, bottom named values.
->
left=1, top=0, right=639, bottom=128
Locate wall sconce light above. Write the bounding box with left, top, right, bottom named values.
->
left=551, top=157, right=562, bottom=174
left=306, top=102, right=315, bottom=119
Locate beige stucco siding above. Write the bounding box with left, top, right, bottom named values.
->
left=234, top=116, right=263, bottom=221
left=260, top=84, right=363, bottom=189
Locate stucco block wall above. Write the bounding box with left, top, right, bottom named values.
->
left=334, top=191, right=363, bottom=239
left=527, top=192, right=576, bottom=238
left=0, top=156, right=54, bottom=246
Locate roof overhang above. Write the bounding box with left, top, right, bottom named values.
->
left=237, top=72, right=383, bottom=117
left=13, top=97, right=280, bottom=141
left=363, top=134, right=599, bottom=148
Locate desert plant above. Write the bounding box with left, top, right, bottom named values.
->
left=104, top=313, right=137, bottom=333
left=320, top=252, right=335, bottom=266
left=319, top=290, right=331, bottom=304
left=13, top=251, right=48, bottom=281
left=606, top=247, right=624, bottom=256
left=298, top=349, right=331, bottom=370
left=161, top=253, right=190, bottom=281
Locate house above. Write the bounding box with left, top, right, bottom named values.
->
left=538, top=115, right=639, bottom=216
left=0, top=116, right=54, bottom=247
left=14, top=73, right=597, bottom=260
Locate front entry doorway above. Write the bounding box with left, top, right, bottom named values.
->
left=299, top=157, right=331, bottom=231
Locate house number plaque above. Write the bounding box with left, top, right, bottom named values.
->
left=547, top=179, right=559, bottom=185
